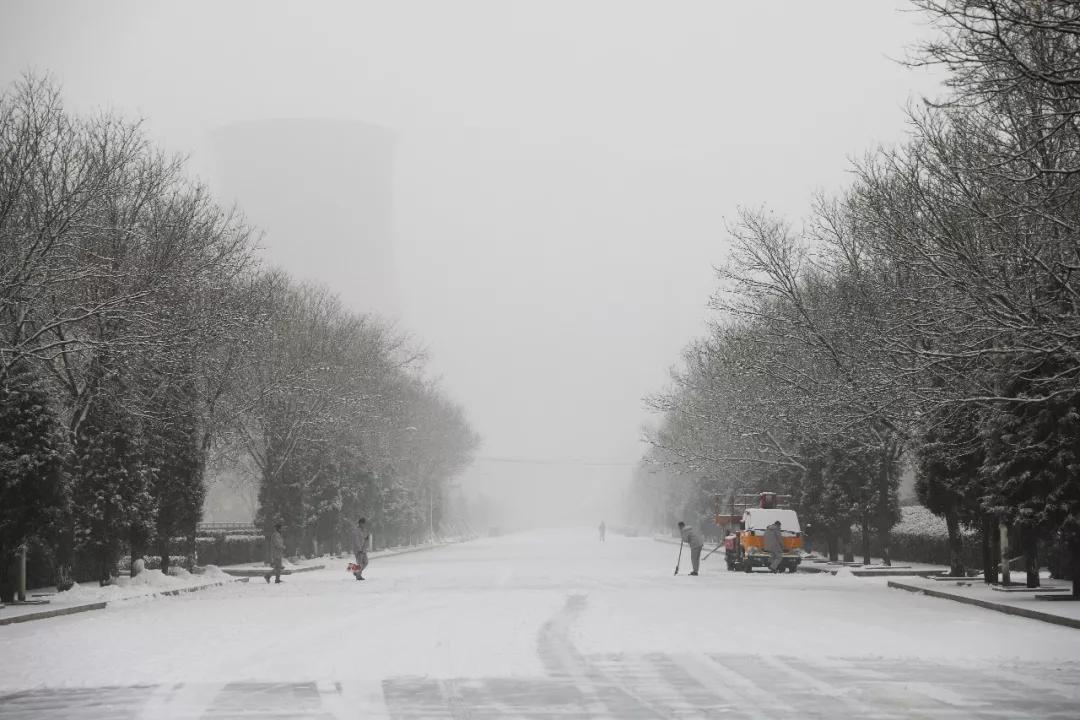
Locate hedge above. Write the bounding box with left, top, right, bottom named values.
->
left=194, top=533, right=267, bottom=566
left=850, top=506, right=982, bottom=568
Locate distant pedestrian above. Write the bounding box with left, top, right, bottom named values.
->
left=765, top=520, right=784, bottom=573
left=265, top=523, right=285, bottom=584
left=598, top=520, right=606, bottom=542
left=351, top=517, right=371, bottom=581
left=678, top=521, right=705, bottom=576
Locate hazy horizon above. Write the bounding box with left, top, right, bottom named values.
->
left=1, top=1, right=944, bottom=528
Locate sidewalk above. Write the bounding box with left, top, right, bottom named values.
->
left=2, top=539, right=471, bottom=625
left=889, top=576, right=1080, bottom=630
left=799, top=556, right=948, bottom=578
left=0, top=567, right=239, bottom=626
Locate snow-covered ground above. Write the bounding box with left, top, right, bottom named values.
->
left=58, top=565, right=235, bottom=603
left=2, top=529, right=1079, bottom=718
left=889, top=575, right=1080, bottom=624
left=0, top=565, right=237, bottom=623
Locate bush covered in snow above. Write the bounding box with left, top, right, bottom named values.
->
left=851, top=506, right=982, bottom=567
left=893, top=506, right=962, bottom=538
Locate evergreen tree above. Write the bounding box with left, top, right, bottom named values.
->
left=915, top=407, right=985, bottom=576
left=71, top=380, right=156, bottom=586
left=981, top=356, right=1080, bottom=595
left=0, top=363, right=65, bottom=601
left=145, top=382, right=205, bottom=575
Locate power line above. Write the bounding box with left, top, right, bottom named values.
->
left=474, top=455, right=640, bottom=467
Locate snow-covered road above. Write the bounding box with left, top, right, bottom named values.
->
left=2, top=529, right=1079, bottom=718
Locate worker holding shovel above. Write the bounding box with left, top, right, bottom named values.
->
left=676, top=521, right=705, bottom=576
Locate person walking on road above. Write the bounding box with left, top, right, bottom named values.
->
left=598, top=520, right=606, bottom=542
left=765, top=520, right=785, bottom=573
left=678, top=521, right=705, bottom=575
left=265, top=523, right=285, bottom=584
left=352, top=517, right=371, bottom=581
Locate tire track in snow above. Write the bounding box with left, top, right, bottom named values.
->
left=537, top=593, right=667, bottom=718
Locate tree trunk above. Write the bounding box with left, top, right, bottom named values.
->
left=876, top=460, right=893, bottom=567
left=129, top=531, right=145, bottom=578
left=0, top=548, right=15, bottom=604
left=842, top=526, right=854, bottom=563
left=945, top=504, right=965, bottom=577
left=184, top=531, right=196, bottom=571
left=1022, top=525, right=1039, bottom=589
left=999, top=522, right=1011, bottom=586
left=991, top=518, right=1001, bottom=584
left=56, top=512, right=76, bottom=591
left=157, top=533, right=171, bottom=576
left=982, top=517, right=998, bottom=584
left=826, top=532, right=839, bottom=562
left=861, top=517, right=872, bottom=566
left=98, top=545, right=116, bottom=587
left=1070, top=533, right=1080, bottom=600
left=878, top=526, right=892, bottom=567
left=1048, top=531, right=1066, bottom=579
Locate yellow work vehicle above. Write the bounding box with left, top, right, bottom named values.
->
left=715, top=492, right=803, bottom=573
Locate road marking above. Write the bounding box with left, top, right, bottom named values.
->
left=905, top=681, right=988, bottom=708
left=706, top=654, right=799, bottom=715
left=139, top=681, right=222, bottom=720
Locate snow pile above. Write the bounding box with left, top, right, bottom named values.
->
left=830, top=566, right=863, bottom=584
left=126, top=568, right=183, bottom=588
left=56, top=566, right=234, bottom=604
left=743, top=508, right=801, bottom=532
left=200, top=565, right=229, bottom=580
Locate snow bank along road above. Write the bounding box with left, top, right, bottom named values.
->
left=2, top=529, right=1079, bottom=719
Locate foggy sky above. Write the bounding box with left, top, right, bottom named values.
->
left=1, top=1, right=942, bottom=527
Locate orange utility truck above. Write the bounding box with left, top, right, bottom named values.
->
left=715, top=492, right=803, bottom=573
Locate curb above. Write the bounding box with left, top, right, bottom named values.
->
left=232, top=539, right=473, bottom=576
left=888, top=580, right=1080, bottom=630
left=156, top=579, right=237, bottom=596
left=0, top=578, right=237, bottom=626
left=848, top=569, right=945, bottom=578
left=354, top=538, right=474, bottom=562
left=801, top=565, right=945, bottom=578
left=221, top=564, right=325, bottom=578
left=0, top=601, right=107, bottom=626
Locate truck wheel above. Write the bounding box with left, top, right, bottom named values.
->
left=743, top=562, right=752, bottom=573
